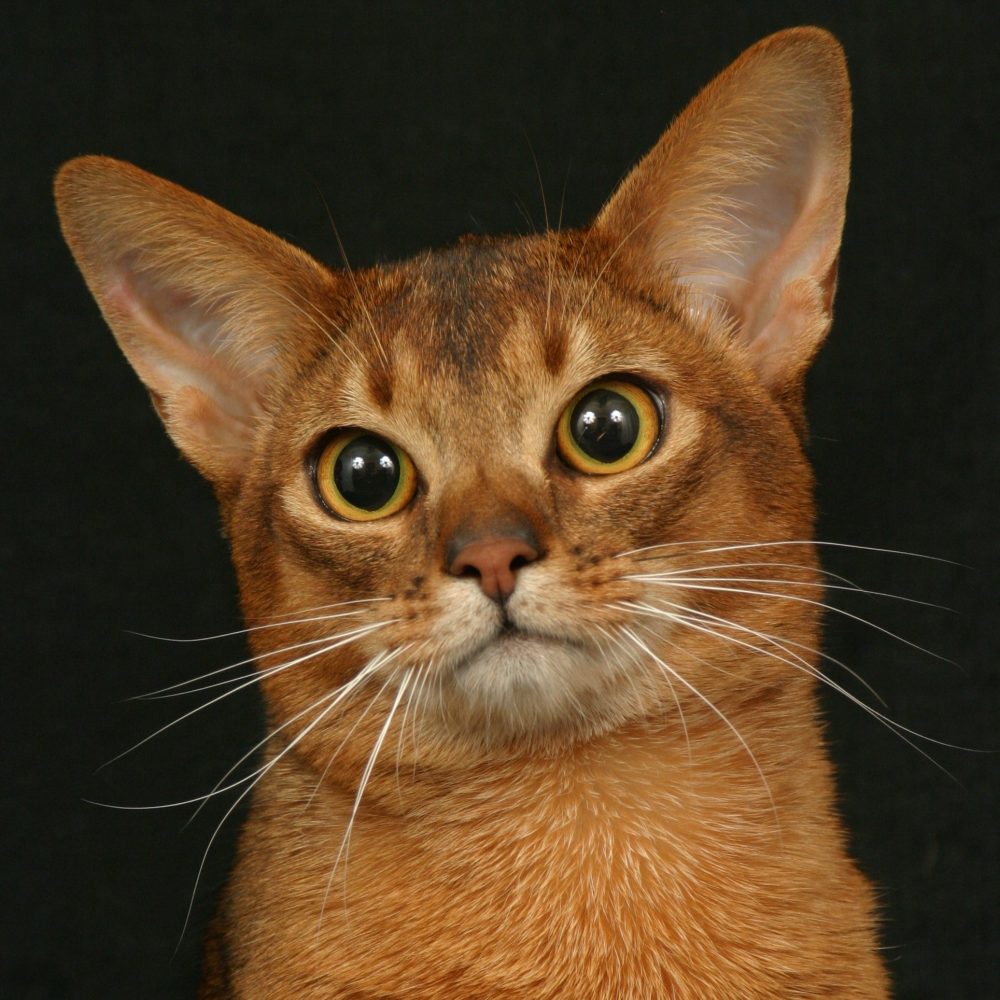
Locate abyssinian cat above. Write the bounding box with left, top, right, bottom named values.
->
left=55, top=27, right=890, bottom=999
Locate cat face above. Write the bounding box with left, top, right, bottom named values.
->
left=228, top=230, right=819, bottom=749
left=56, top=29, right=849, bottom=762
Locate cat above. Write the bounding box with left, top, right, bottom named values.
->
left=55, top=26, right=890, bottom=999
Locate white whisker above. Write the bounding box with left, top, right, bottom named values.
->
left=302, top=647, right=411, bottom=813
left=92, top=653, right=392, bottom=811
left=170, top=652, right=390, bottom=948
left=614, top=538, right=958, bottom=565
left=395, top=659, right=429, bottom=796
left=188, top=649, right=399, bottom=825
left=248, top=596, right=392, bottom=623
left=627, top=573, right=952, bottom=612
left=266, top=280, right=367, bottom=367
left=627, top=559, right=865, bottom=587
left=127, top=601, right=385, bottom=645
left=319, top=668, right=414, bottom=928
left=569, top=205, right=663, bottom=331
left=597, top=623, right=692, bottom=759
left=100, top=623, right=392, bottom=769
left=408, top=654, right=436, bottom=773
left=617, top=624, right=780, bottom=831
left=134, top=621, right=393, bottom=700
left=618, top=600, right=966, bottom=774
left=631, top=579, right=954, bottom=665
left=640, top=595, right=886, bottom=706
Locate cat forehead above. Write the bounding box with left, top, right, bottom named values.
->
left=309, top=232, right=713, bottom=404
left=272, top=231, right=739, bottom=472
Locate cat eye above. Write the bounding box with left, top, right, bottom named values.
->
left=556, top=378, right=661, bottom=475
left=313, top=430, right=417, bottom=521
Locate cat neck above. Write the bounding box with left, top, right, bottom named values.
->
left=223, top=696, right=877, bottom=999
left=273, top=678, right=822, bottom=865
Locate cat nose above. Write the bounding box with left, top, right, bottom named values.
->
left=448, top=534, right=539, bottom=602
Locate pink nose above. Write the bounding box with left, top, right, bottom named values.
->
left=449, top=536, right=539, bottom=601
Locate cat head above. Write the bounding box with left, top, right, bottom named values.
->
left=55, top=28, right=849, bottom=758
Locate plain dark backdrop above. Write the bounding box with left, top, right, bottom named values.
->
left=4, top=3, right=997, bottom=997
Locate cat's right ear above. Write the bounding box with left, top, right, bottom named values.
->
left=55, top=157, right=339, bottom=486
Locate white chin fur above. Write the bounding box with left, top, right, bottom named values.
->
left=444, top=634, right=620, bottom=740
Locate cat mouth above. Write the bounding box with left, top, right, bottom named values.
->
left=446, top=618, right=608, bottom=736
left=453, top=620, right=585, bottom=675
left=497, top=618, right=521, bottom=638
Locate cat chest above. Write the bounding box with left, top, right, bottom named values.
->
left=223, top=780, right=810, bottom=999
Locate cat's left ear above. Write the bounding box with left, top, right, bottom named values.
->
left=595, top=27, right=850, bottom=420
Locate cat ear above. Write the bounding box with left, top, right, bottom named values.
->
left=55, top=156, right=339, bottom=485
left=595, top=28, right=850, bottom=415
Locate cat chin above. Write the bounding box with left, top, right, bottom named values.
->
left=439, top=633, right=631, bottom=744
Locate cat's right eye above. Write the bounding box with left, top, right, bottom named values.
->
left=312, top=430, right=417, bottom=521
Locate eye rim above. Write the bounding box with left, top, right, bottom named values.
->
left=556, top=377, right=663, bottom=475
left=311, top=428, right=417, bottom=522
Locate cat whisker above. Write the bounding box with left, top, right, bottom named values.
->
left=636, top=600, right=976, bottom=760
left=246, top=596, right=391, bottom=623
left=409, top=654, right=438, bottom=774
left=192, top=649, right=404, bottom=827
left=616, top=624, right=779, bottom=830
left=262, top=282, right=365, bottom=368
left=176, top=775, right=255, bottom=949
left=172, top=651, right=396, bottom=948
left=316, top=194, right=391, bottom=373
left=523, top=135, right=557, bottom=343
left=512, top=193, right=537, bottom=235
left=569, top=204, right=664, bottom=332
left=133, top=621, right=393, bottom=700
left=301, top=646, right=412, bottom=813
left=395, top=658, right=431, bottom=796
left=617, top=599, right=968, bottom=775
left=703, top=540, right=960, bottom=566
left=320, top=668, right=415, bottom=928
left=100, top=623, right=394, bottom=769
left=92, top=651, right=395, bottom=813
left=596, top=624, right=692, bottom=760
left=595, top=626, right=645, bottom=710
left=613, top=538, right=960, bottom=565
left=278, top=278, right=371, bottom=366
left=626, top=573, right=953, bottom=613
left=525, top=132, right=549, bottom=230
left=127, top=601, right=383, bottom=644
left=558, top=197, right=659, bottom=329
left=639, top=594, right=885, bottom=706
left=628, top=579, right=955, bottom=666
left=622, top=559, right=866, bottom=589
left=559, top=227, right=594, bottom=326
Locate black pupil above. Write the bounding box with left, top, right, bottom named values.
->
left=333, top=435, right=400, bottom=510
left=570, top=388, right=640, bottom=463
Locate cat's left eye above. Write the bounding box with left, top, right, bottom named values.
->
left=313, top=430, right=417, bottom=521
left=556, top=378, right=662, bottom=475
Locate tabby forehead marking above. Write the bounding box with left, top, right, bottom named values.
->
left=420, top=241, right=515, bottom=377
left=365, top=356, right=394, bottom=410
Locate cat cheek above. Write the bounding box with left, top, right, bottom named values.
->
left=507, top=570, right=625, bottom=638
left=417, top=587, right=502, bottom=660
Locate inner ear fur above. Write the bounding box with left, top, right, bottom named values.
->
left=54, top=156, right=341, bottom=485
left=595, top=27, right=851, bottom=422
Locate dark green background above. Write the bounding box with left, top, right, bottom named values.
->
left=4, top=3, right=997, bottom=997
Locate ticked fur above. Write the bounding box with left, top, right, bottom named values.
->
left=56, top=28, right=889, bottom=999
